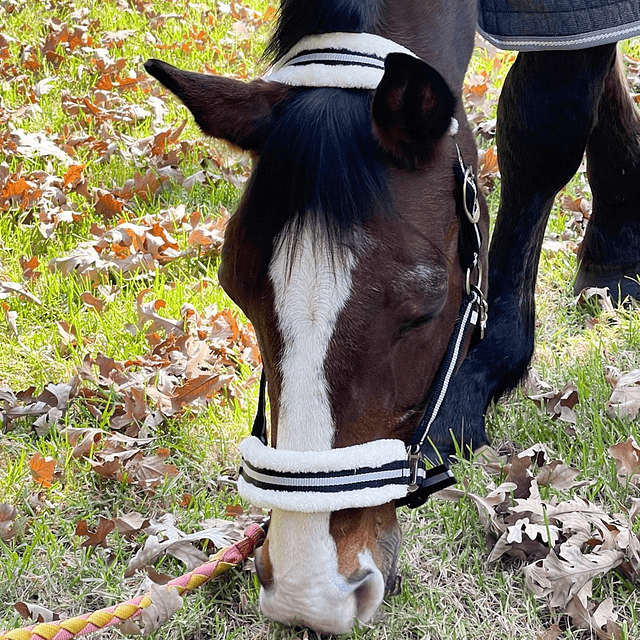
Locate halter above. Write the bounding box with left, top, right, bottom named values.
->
left=238, top=33, right=487, bottom=513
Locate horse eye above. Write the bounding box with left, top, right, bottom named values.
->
left=398, top=314, right=433, bottom=337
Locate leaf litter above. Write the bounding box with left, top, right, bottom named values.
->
left=606, top=368, right=640, bottom=421
left=2, top=3, right=640, bottom=638
left=67, top=506, right=265, bottom=635
left=439, top=440, right=640, bottom=639
left=1, top=260, right=260, bottom=498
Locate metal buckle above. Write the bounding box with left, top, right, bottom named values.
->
left=479, top=294, right=488, bottom=339
left=407, top=445, right=423, bottom=493
left=470, top=284, right=488, bottom=339
left=465, top=259, right=483, bottom=297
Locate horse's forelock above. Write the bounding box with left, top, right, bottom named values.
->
left=240, top=88, right=391, bottom=270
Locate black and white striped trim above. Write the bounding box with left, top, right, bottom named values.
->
left=281, top=48, right=386, bottom=71
left=478, top=19, right=640, bottom=52
left=241, top=458, right=409, bottom=492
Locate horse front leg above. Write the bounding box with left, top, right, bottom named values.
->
left=426, top=44, right=616, bottom=463
left=576, top=49, right=640, bottom=301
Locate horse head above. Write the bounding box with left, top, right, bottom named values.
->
left=145, top=17, right=486, bottom=634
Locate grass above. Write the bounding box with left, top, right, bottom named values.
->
left=1, top=1, right=640, bottom=638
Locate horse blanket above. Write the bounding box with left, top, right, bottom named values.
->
left=478, top=0, right=640, bottom=50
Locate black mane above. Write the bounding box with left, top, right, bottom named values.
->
left=240, top=88, right=391, bottom=265
left=266, top=0, right=381, bottom=61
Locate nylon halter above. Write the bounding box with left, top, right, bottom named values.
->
left=238, top=33, right=487, bottom=513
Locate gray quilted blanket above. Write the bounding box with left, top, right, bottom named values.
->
left=478, top=0, right=640, bottom=50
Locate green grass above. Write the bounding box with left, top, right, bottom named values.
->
left=1, top=1, right=640, bottom=638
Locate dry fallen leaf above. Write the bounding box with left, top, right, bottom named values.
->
left=536, top=460, right=590, bottom=491
left=124, top=515, right=242, bottom=577
left=29, top=453, right=57, bottom=488
left=576, top=286, right=616, bottom=313
left=2, top=302, right=18, bottom=337
left=75, top=516, right=116, bottom=548
left=114, top=512, right=151, bottom=537
left=526, top=544, right=624, bottom=609
left=80, top=291, right=105, bottom=312
left=606, top=369, right=640, bottom=421
left=61, top=426, right=104, bottom=458
left=0, top=280, right=42, bottom=305
left=488, top=516, right=559, bottom=563
left=0, top=503, right=23, bottom=541
left=528, top=381, right=580, bottom=426
left=138, top=584, right=183, bottom=636
left=608, top=437, right=640, bottom=486
left=14, top=601, right=59, bottom=624
left=537, top=623, right=563, bottom=640
left=125, top=449, right=179, bottom=490
left=136, top=292, right=183, bottom=336
left=565, top=590, right=622, bottom=640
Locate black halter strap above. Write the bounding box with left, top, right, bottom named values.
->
left=252, top=369, right=268, bottom=445
left=396, top=141, right=486, bottom=508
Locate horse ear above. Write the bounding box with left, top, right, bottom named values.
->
left=144, top=59, right=290, bottom=151
left=372, top=53, right=456, bottom=168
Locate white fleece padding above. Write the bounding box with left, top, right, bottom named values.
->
left=238, top=475, right=408, bottom=513
left=238, top=436, right=410, bottom=512
left=267, top=64, right=384, bottom=90
left=240, top=435, right=407, bottom=472
left=264, top=32, right=419, bottom=89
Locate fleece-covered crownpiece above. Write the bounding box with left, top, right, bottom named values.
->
left=263, top=32, right=419, bottom=89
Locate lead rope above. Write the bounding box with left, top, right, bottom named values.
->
left=0, top=523, right=267, bottom=640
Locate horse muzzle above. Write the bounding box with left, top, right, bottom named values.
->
left=255, top=539, right=386, bottom=635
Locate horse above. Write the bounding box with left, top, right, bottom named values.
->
left=146, top=0, right=484, bottom=632
left=144, top=0, right=640, bottom=633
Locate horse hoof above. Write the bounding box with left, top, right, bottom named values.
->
left=574, top=264, right=640, bottom=303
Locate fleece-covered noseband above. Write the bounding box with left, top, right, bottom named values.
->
left=238, top=437, right=454, bottom=513
left=238, top=33, right=486, bottom=514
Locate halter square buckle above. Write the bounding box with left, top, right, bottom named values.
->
left=407, top=446, right=423, bottom=493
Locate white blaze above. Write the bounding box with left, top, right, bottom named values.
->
left=264, top=223, right=371, bottom=634
left=269, top=223, right=355, bottom=452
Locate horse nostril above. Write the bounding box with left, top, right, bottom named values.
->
left=347, top=567, right=373, bottom=585
left=349, top=567, right=385, bottom=623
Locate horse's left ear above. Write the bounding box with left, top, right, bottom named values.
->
left=372, top=53, right=456, bottom=169
left=144, top=59, right=291, bottom=151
